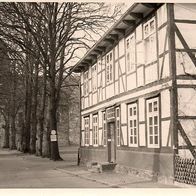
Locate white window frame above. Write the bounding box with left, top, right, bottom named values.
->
left=106, top=51, right=113, bottom=84
left=116, top=107, right=121, bottom=147
left=93, top=114, right=98, bottom=147
left=83, top=71, right=89, bottom=96
left=84, top=117, right=90, bottom=146
left=126, top=33, right=136, bottom=73
left=146, top=97, right=160, bottom=148
left=102, top=111, right=107, bottom=146
left=92, top=64, right=97, bottom=92
left=143, top=17, right=157, bottom=64
left=128, top=103, right=138, bottom=147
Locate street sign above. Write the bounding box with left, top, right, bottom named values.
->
left=51, top=130, right=57, bottom=141
left=50, top=135, right=57, bottom=142
left=51, top=130, right=56, bottom=135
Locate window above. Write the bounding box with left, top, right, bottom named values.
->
left=126, top=34, right=136, bottom=72
left=106, top=51, right=113, bottom=84
left=84, top=117, right=90, bottom=146
left=116, top=107, right=120, bottom=146
left=103, top=112, right=107, bottom=146
left=92, top=64, right=97, bottom=92
left=83, top=71, right=89, bottom=96
left=128, top=103, right=138, bottom=147
left=143, top=18, right=157, bottom=63
left=93, top=115, right=98, bottom=146
left=146, top=97, right=160, bottom=148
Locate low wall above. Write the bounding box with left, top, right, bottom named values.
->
left=79, top=147, right=174, bottom=184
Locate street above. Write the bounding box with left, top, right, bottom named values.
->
left=0, top=146, right=180, bottom=189
left=0, top=146, right=108, bottom=188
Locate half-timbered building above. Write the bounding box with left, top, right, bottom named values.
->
left=72, top=3, right=196, bottom=185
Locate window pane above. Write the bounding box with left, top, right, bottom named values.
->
left=130, top=108, right=132, bottom=116
left=116, top=108, right=119, bottom=117
left=149, top=117, right=153, bottom=125
left=155, top=136, right=158, bottom=144
left=130, top=137, right=133, bottom=144
left=144, top=24, right=149, bottom=37
left=134, top=120, right=136, bottom=127
left=110, top=52, right=112, bottom=61
left=134, top=128, right=137, bottom=135
left=150, top=136, right=153, bottom=144
left=134, top=107, right=136, bottom=115
left=154, top=126, right=158, bottom=134
left=150, top=20, right=155, bottom=32
left=154, top=101, right=158, bottom=111
left=149, top=126, right=153, bottom=135
left=107, top=55, right=109, bottom=63
left=134, top=137, right=137, bottom=144
left=130, top=120, right=133, bottom=127
left=117, top=120, right=120, bottom=128
left=149, top=103, right=152, bottom=112
left=127, top=39, right=129, bottom=49
left=130, top=128, right=133, bottom=135
left=154, top=116, right=158, bottom=125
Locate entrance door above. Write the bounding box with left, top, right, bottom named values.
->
left=107, top=122, right=116, bottom=163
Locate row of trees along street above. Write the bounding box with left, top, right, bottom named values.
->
left=0, top=2, right=123, bottom=160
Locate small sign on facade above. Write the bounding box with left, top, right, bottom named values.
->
left=106, top=107, right=115, bottom=121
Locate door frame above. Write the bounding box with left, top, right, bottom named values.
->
left=107, top=121, right=116, bottom=163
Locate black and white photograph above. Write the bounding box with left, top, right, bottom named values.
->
left=0, top=1, right=195, bottom=194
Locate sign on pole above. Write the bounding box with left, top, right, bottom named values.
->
left=50, top=130, right=57, bottom=142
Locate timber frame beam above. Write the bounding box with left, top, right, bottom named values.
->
left=177, top=121, right=196, bottom=159
left=167, top=3, right=179, bottom=155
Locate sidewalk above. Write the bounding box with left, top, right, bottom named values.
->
left=57, top=165, right=179, bottom=188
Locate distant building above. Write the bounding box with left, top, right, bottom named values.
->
left=57, top=76, right=80, bottom=146
left=72, top=3, right=196, bottom=185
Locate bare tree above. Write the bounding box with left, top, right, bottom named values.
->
left=0, top=2, right=123, bottom=160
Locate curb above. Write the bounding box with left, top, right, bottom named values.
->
left=56, top=168, right=121, bottom=187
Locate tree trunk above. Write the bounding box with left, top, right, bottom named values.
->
left=36, top=65, right=47, bottom=156
left=9, top=62, right=17, bottom=150
left=48, top=68, right=62, bottom=161
left=30, top=62, right=39, bottom=154
left=49, top=100, right=62, bottom=160
left=2, top=122, right=9, bottom=148
left=10, top=114, right=16, bottom=149
left=42, top=100, right=50, bottom=158
left=22, top=72, right=32, bottom=153
left=42, top=123, right=50, bottom=158
left=16, top=112, right=24, bottom=151
left=23, top=52, right=33, bottom=153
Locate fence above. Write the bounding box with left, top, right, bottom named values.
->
left=175, top=156, right=196, bottom=185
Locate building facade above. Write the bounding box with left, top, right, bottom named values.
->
left=73, top=3, right=196, bottom=184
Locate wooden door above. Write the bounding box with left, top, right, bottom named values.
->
left=107, top=122, right=116, bottom=163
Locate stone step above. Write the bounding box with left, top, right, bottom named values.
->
left=87, top=162, right=117, bottom=173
